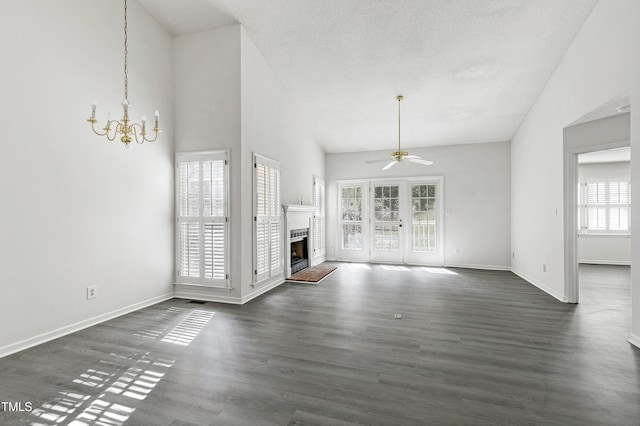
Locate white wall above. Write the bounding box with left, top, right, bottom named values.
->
left=172, top=25, right=324, bottom=302
left=325, top=141, right=511, bottom=269
left=240, top=27, right=325, bottom=298
left=630, top=1, right=640, bottom=347
left=578, top=161, right=631, bottom=265
left=511, top=0, right=635, bottom=301
left=0, top=0, right=175, bottom=356
left=173, top=25, right=243, bottom=301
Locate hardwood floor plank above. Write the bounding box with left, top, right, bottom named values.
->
left=0, top=263, right=638, bottom=425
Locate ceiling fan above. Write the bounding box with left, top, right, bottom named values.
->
left=366, top=95, right=434, bottom=170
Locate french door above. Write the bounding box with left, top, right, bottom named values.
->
left=369, top=181, right=405, bottom=263
left=338, top=177, right=443, bottom=265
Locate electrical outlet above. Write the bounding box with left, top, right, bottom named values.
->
left=542, top=264, right=547, bottom=272
left=512, top=252, right=515, bottom=259
left=87, top=286, right=97, bottom=300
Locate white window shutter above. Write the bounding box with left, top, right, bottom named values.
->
left=176, top=152, right=229, bottom=287
left=254, top=154, right=282, bottom=284
left=313, top=177, right=325, bottom=258
left=582, top=180, right=631, bottom=234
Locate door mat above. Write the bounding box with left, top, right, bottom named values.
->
left=288, top=264, right=337, bottom=283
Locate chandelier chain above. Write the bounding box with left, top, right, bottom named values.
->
left=123, top=0, right=128, bottom=101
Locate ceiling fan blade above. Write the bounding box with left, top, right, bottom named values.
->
left=403, top=154, right=421, bottom=159
left=406, top=158, right=434, bottom=166
left=366, top=158, right=393, bottom=164
left=382, top=160, right=397, bottom=170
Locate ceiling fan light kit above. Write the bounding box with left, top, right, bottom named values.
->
left=366, top=95, right=433, bottom=170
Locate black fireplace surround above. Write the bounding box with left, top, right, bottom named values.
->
left=290, top=228, right=309, bottom=275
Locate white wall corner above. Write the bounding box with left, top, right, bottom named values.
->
left=511, top=269, right=568, bottom=303
left=627, top=333, right=640, bottom=349
left=242, top=275, right=286, bottom=304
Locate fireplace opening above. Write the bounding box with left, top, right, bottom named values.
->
left=290, top=228, right=309, bottom=275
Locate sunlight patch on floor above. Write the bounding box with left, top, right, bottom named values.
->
left=421, top=267, right=457, bottom=275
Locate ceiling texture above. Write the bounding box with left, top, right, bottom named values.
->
left=139, top=0, right=599, bottom=154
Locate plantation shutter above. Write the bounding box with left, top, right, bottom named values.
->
left=579, top=180, right=631, bottom=234
left=313, top=176, right=326, bottom=258
left=176, top=151, right=229, bottom=287
left=254, top=154, right=283, bottom=284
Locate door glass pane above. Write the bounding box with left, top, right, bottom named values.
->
left=374, top=225, right=399, bottom=251
left=373, top=185, right=400, bottom=252
left=342, top=224, right=363, bottom=249
left=411, top=184, right=436, bottom=253
left=340, top=185, right=363, bottom=250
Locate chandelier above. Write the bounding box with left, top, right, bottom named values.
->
left=87, top=0, right=160, bottom=147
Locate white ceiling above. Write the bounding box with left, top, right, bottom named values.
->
left=138, top=0, right=599, bottom=154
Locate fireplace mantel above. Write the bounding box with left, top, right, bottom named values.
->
left=283, top=204, right=315, bottom=214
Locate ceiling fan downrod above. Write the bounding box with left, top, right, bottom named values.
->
left=392, top=95, right=408, bottom=160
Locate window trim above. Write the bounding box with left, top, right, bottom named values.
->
left=578, top=178, right=631, bottom=235
left=313, top=175, right=326, bottom=259
left=175, top=150, right=230, bottom=288
left=253, top=153, right=283, bottom=285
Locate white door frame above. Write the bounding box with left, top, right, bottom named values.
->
left=336, top=175, right=444, bottom=266
left=563, top=114, right=630, bottom=303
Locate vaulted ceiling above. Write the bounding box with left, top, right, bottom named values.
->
left=139, top=0, right=599, bottom=153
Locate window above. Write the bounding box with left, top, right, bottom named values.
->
left=176, top=151, right=229, bottom=287
left=411, top=183, right=437, bottom=253
left=579, top=180, right=631, bottom=234
left=313, top=176, right=325, bottom=258
left=339, top=185, right=364, bottom=250
left=254, top=154, right=283, bottom=283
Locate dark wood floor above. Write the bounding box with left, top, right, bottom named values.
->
left=1, top=263, right=638, bottom=425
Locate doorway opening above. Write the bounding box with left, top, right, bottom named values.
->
left=563, top=94, right=631, bottom=304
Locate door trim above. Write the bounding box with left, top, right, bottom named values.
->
left=336, top=175, right=444, bottom=266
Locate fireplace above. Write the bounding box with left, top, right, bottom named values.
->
left=283, top=204, right=315, bottom=278
left=290, top=228, right=309, bottom=275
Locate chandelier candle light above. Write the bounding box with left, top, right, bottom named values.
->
left=87, top=0, right=160, bottom=147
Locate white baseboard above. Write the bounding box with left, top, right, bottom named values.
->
left=628, top=333, right=640, bottom=349
left=0, top=293, right=174, bottom=359
left=310, top=255, right=327, bottom=267
left=242, top=275, right=286, bottom=304
left=511, top=268, right=567, bottom=302
left=579, top=259, right=631, bottom=266
left=173, top=289, right=242, bottom=305
left=174, top=275, right=286, bottom=305
left=445, top=263, right=511, bottom=271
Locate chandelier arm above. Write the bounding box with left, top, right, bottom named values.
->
left=131, top=123, right=145, bottom=144
left=106, top=122, right=121, bottom=142
left=89, top=119, right=109, bottom=137
left=129, top=123, right=159, bottom=144
left=143, top=130, right=160, bottom=143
